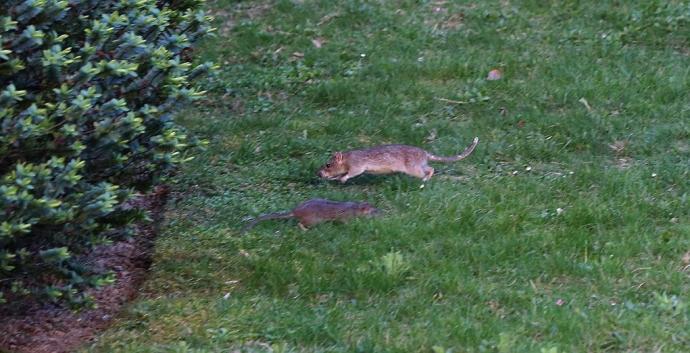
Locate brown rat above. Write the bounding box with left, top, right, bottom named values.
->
left=242, top=198, right=381, bottom=232
left=318, top=137, right=479, bottom=183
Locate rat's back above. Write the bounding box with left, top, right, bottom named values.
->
left=295, top=199, right=358, bottom=215
left=348, top=145, right=427, bottom=171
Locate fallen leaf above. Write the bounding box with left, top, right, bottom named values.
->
left=682, top=251, right=690, bottom=265
left=442, top=13, right=464, bottom=29
left=425, top=129, right=437, bottom=142
left=487, top=69, right=502, bottom=80
left=311, top=37, right=325, bottom=48
left=230, top=98, right=244, bottom=114
left=608, top=140, right=627, bottom=155
left=292, top=51, right=304, bottom=58
left=615, top=157, right=633, bottom=170
left=579, top=97, right=592, bottom=111
left=317, top=12, right=340, bottom=26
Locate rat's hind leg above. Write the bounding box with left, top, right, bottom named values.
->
left=406, top=165, right=434, bottom=180
left=298, top=215, right=320, bottom=229
left=422, top=166, right=434, bottom=181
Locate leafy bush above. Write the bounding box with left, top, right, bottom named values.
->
left=0, top=0, right=213, bottom=306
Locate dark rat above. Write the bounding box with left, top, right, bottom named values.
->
left=317, top=137, right=479, bottom=183
left=242, top=198, right=381, bottom=232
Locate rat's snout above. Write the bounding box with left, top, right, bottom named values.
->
left=316, top=169, right=324, bottom=178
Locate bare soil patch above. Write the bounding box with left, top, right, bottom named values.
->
left=0, top=186, right=169, bottom=353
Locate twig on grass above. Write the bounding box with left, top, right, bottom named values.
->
left=434, top=97, right=467, bottom=105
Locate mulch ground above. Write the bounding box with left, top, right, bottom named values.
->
left=0, top=186, right=169, bottom=353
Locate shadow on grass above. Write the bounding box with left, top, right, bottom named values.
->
left=303, top=174, right=425, bottom=188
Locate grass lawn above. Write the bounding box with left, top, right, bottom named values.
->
left=84, top=1, right=689, bottom=352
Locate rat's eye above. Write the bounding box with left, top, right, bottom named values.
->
left=325, top=163, right=331, bottom=168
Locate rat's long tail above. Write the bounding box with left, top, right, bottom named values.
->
left=427, top=137, right=479, bottom=162
left=241, top=211, right=293, bottom=233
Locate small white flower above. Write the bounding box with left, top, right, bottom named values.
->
left=568, top=171, right=574, bottom=175
left=223, top=292, right=231, bottom=300
left=651, top=173, right=657, bottom=177
left=512, top=170, right=518, bottom=175
left=360, top=53, right=366, bottom=57
left=556, top=208, right=564, bottom=215
left=525, top=166, right=532, bottom=171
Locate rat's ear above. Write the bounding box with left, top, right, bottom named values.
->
left=334, top=152, right=343, bottom=162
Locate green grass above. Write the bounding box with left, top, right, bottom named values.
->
left=84, top=0, right=689, bottom=352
